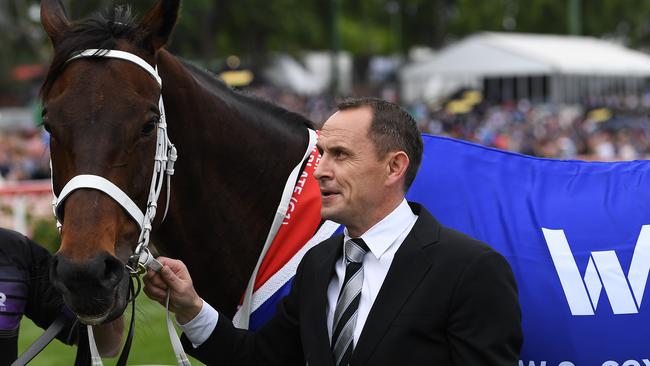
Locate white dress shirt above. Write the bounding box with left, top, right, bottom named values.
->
left=326, top=199, right=417, bottom=344
left=180, top=199, right=418, bottom=348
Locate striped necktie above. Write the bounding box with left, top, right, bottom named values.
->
left=331, top=238, right=369, bottom=366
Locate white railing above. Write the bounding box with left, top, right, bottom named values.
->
left=0, top=180, right=52, bottom=235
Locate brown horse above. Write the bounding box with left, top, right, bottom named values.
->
left=40, top=0, right=313, bottom=324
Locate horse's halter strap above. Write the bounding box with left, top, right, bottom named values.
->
left=50, top=49, right=187, bottom=366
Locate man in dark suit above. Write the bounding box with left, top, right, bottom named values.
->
left=144, top=97, right=523, bottom=365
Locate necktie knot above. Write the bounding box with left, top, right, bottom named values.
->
left=345, top=238, right=369, bottom=264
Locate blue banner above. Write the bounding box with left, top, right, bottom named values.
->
left=407, top=135, right=650, bottom=366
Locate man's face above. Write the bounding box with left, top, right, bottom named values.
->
left=314, top=106, right=389, bottom=233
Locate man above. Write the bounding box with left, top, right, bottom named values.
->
left=0, top=227, right=123, bottom=364
left=144, top=98, right=523, bottom=365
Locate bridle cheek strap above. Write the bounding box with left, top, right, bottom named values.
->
left=53, top=175, right=145, bottom=230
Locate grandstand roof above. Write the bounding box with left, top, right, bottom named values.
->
left=403, top=32, right=650, bottom=79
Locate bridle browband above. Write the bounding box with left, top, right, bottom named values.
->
left=49, top=48, right=188, bottom=366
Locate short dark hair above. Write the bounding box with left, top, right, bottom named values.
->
left=337, top=97, right=423, bottom=191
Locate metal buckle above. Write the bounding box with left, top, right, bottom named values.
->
left=137, top=248, right=163, bottom=273
left=126, top=254, right=141, bottom=276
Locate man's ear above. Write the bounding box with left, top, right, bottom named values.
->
left=385, top=151, right=410, bottom=188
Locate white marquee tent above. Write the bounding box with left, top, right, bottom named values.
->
left=400, top=32, right=650, bottom=103
left=264, top=52, right=353, bottom=95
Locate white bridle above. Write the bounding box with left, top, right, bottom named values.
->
left=50, top=49, right=188, bottom=366
left=52, top=49, right=176, bottom=271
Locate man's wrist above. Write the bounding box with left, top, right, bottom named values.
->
left=176, top=297, right=204, bottom=325
left=177, top=300, right=219, bottom=348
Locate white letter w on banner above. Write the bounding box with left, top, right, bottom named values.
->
left=543, top=226, right=650, bottom=315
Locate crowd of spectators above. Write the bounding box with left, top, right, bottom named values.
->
left=409, top=93, right=650, bottom=161
left=0, top=129, right=50, bottom=182
left=2, top=88, right=650, bottom=183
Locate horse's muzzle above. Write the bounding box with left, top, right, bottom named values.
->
left=50, top=251, right=129, bottom=323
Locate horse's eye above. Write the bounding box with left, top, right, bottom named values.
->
left=141, top=118, right=158, bottom=136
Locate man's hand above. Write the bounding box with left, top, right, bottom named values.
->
left=142, top=257, right=203, bottom=325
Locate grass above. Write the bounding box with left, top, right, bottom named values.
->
left=19, top=295, right=203, bottom=365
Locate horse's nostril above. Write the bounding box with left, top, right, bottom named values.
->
left=103, top=255, right=124, bottom=287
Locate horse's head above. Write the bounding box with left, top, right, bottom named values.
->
left=41, top=0, right=180, bottom=324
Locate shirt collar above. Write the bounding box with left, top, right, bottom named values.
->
left=343, top=199, right=416, bottom=260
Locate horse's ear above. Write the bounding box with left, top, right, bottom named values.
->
left=139, top=0, right=181, bottom=51
left=41, top=0, right=70, bottom=46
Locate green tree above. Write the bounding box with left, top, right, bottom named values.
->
left=582, top=0, right=650, bottom=47
left=4, top=0, right=650, bottom=103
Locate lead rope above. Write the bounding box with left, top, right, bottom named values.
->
left=86, top=325, right=101, bottom=365
left=166, top=292, right=191, bottom=366
left=11, top=315, right=67, bottom=366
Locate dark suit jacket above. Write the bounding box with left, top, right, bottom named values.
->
left=183, top=203, right=523, bottom=365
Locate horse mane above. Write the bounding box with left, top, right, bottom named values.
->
left=179, top=59, right=315, bottom=130
left=41, top=6, right=141, bottom=98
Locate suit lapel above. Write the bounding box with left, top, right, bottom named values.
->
left=352, top=205, right=440, bottom=365
left=307, top=234, right=343, bottom=365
